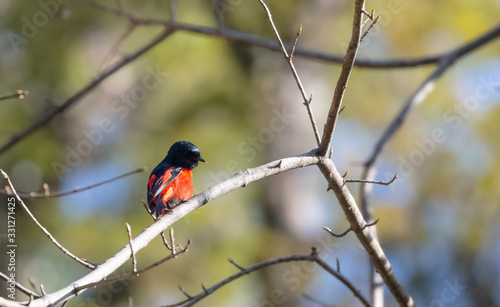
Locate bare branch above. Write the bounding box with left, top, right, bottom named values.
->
left=316, top=159, right=414, bottom=306
left=345, top=173, right=398, bottom=185
left=0, top=272, right=41, bottom=299
left=323, top=219, right=379, bottom=238
left=125, top=223, right=137, bottom=274
left=318, top=0, right=365, bottom=156
left=302, top=293, right=337, bottom=307
left=0, top=90, right=29, bottom=101
left=169, top=0, right=177, bottom=22
left=142, top=199, right=174, bottom=251
left=360, top=15, right=379, bottom=44
left=0, top=169, right=97, bottom=270
left=256, top=0, right=321, bottom=146
left=0, top=27, right=175, bottom=156
left=0, top=167, right=146, bottom=200
left=311, top=249, right=371, bottom=307
left=227, top=258, right=246, bottom=272
left=79, top=1, right=500, bottom=70
left=0, top=151, right=320, bottom=307
left=165, top=249, right=370, bottom=307
left=75, top=243, right=189, bottom=292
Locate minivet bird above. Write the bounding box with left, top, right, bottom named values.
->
left=147, top=141, right=205, bottom=217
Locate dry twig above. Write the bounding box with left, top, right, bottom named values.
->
left=1, top=169, right=97, bottom=270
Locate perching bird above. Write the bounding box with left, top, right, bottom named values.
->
left=147, top=141, right=205, bottom=217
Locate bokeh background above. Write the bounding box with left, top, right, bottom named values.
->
left=1, top=0, right=500, bottom=306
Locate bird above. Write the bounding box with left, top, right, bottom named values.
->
left=147, top=141, right=205, bottom=217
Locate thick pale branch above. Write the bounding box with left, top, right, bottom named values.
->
left=316, top=158, right=414, bottom=306
left=0, top=150, right=320, bottom=307
left=318, top=0, right=365, bottom=156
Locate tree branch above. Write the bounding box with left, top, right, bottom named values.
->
left=256, top=0, right=321, bottom=146
left=0, top=167, right=146, bottom=200
left=0, top=272, right=41, bottom=299
left=316, top=158, right=414, bottom=306
left=79, top=1, right=500, bottom=69
left=0, top=28, right=175, bottom=156
left=318, top=0, right=365, bottom=156
left=164, top=248, right=370, bottom=307
left=0, top=90, right=29, bottom=101
left=0, top=150, right=320, bottom=307
left=1, top=169, right=97, bottom=270
left=357, top=22, right=500, bottom=307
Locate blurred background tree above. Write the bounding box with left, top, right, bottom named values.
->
left=0, top=0, right=499, bottom=306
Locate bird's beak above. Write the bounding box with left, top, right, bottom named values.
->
left=198, top=157, right=206, bottom=163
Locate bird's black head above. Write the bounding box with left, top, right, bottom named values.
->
left=164, top=141, right=205, bottom=170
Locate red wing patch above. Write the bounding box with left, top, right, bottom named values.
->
left=147, top=167, right=193, bottom=217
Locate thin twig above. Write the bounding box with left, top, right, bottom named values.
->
left=345, top=173, right=398, bottom=185
left=318, top=0, right=365, bottom=156
left=323, top=219, right=379, bottom=238
left=227, top=258, right=246, bottom=272
left=99, top=23, right=136, bottom=73
left=302, top=293, right=337, bottom=307
left=0, top=272, right=41, bottom=299
left=310, top=249, right=371, bottom=307
left=0, top=167, right=146, bottom=200
left=361, top=9, right=374, bottom=20
left=76, top=2, right=500, bottom=70
left=169, top=227, right=176, bottom=256
left=289, top=24, right=302, bottom=59
left=164, top=249, right=370, bottom=307
left=125, top=223, right=137, bottom=274
left=76, top=242, right=189, bottom=292
left=360, top=15, right=380, bottom=43
left=142, top=199, right=173, bottom=250
left=0, top=90, right=29, bottom=101
left=256, top=0, right=321, bottom=146
left=178, top=286, right=192, bottom=299
left=1, top=169, right=97, bottom=269
left=169, top=0, right=177, bottom=22
left=0, top=27, right=175, bottom=156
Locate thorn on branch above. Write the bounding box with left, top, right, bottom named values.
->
left=339, top=105, right=347, bottom=114
left=310, top=246, right=318, bottom=257
left=179, top=286, right=193, bottom=299
left=228, top=258, right=247, bottom=272
left=202, top=283, right=211, bottom=294
left=329, top=148, right=333, bottom=159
